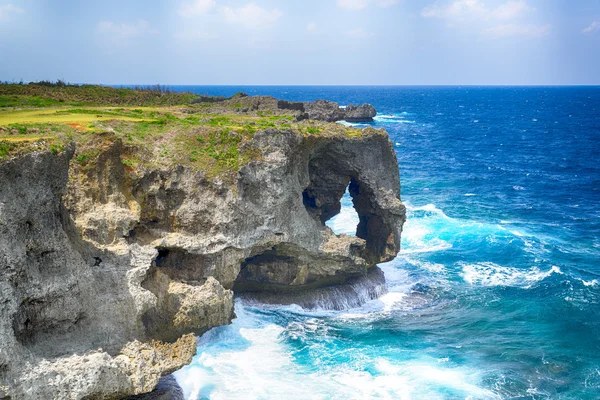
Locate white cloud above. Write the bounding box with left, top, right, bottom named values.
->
left=422, top=0, right=549, bottom=39
left=345, top=27, right=374, bottom=38
left=337, top=0, right=400, bottom=10
left=178, top=0, right=216, bottom=17
left=422, top=0, right=533, bottom=21
left=482, top=23, right=550, bottom=38
left=493, top=0, right=532, bottom=19
left=582, top=21, right=600, bottom=34
left=95, top=20, right=157, bottom=47
left=337, top=0, right=369, bottom=9
left=222, top=3, right=282, bottom=29
left=306, top=22, right=317, bottom=33
left=0, top=3, right=24, bottom=20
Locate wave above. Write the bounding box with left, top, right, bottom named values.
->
left=400, top=202, right=561, bottom=263
left=400, top=203, right=453, bottom=255
left=326, top=202, right=359, bottom=236
left=174, top=300, right=500, bottom=400
left=461, top=262, right=562, bottom=288
left=578, top=278, right=599, bottom=287
left=337, top=120, right=362, bottom=127
left=373, top=113, right=417, bottom=124
left=238, top=267, right=388, bottom=311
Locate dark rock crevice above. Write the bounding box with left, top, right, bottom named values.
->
left=140, top=247, right=234, bottom=343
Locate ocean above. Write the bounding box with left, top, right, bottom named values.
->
left=164, top=86, right=600, bottom=399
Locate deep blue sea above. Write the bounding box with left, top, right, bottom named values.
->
left=165, top=86, right=600, bottom=399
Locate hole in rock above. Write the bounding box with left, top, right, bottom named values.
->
left=302, top=177, right=360, bottom=236
left=154, top=248, right=170, bottom=268
left=302, top=147, right=400, bottom=264
left=325, top=185, right=359, bottom=236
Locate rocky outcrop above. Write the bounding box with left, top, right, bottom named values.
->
left=344, top=104, right=377, bottom=122
left=0, top=116, right=404, bottom=398
left=220, top=96, right=377, bottom=122
left=281, top=100, right=377, bottom=122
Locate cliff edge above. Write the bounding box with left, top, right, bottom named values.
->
left=0, top=85, right=404, bottom=399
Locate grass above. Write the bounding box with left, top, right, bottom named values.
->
left=0, top=141, right=14, bottom=158
left=0, top=95, right=64, bottom=108
left=0, top=135, right=53, bottom=142
left=0, top=84, right=377, bottom=180
left=0, top=108, right=150, bottom=128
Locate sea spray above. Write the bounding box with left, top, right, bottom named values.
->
left=238, top=266, right=388, bottom=311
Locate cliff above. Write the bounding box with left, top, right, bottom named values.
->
left=0, top=86, right=405, bottom=399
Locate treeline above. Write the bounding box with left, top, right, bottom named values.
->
left=1, top=80, right=177, bottom=93
left=0, top=81, right=201, bottom=106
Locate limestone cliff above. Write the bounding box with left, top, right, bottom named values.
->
left=0, top=97, right=404, bottom=399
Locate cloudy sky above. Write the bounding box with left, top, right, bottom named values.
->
left=0, top=0, right=599, bottom=84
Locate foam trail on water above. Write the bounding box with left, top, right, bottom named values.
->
left=461, top=262, right=562, bottom=288
left=373, top=113, right=416, bottom=124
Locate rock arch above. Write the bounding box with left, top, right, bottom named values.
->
left=301, top=136, right=405, bottom=264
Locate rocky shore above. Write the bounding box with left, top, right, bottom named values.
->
left=0, top=88, right=404, bottom=399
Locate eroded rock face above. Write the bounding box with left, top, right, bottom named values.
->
left=297, top=100, right=378, bottom=122
left=278, top=98, right=378, bottom=122
left=193, top=95, right=377, bottom=123
left=344, top=104, right=377, bottom=122
left=0, top=124, right=404, bottom=399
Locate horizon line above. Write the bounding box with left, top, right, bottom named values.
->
left=103, top=83, right=600, bottom=87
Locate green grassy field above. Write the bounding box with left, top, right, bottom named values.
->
left=0, top=83, right=369, bottom=179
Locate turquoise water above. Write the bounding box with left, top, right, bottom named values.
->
left=172, top=87, right=600, bottom=399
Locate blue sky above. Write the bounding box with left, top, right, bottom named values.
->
left=0, top=0, right=599, bottom=84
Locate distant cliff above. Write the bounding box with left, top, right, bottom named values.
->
left=0, top=89, right=404, bottom=399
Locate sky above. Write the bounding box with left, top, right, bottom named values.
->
left=0, top=0, right=599, bottom=85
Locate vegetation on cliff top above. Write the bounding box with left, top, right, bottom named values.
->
left=0, top=82, right=377, bottom=179
left=0, top=81, right=199, bottom=107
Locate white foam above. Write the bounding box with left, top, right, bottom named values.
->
left=464, top=193, right=477, bottom=196
left=415, top=260, right=446, bottom=273
left=400, top=203, right=453, bottom=254
left=372, top=112, right=417, bottom=125
left=338, top=292, right=409, bottom=319
left=401, top=223, right=451, bottom=254
left=461, top=262, right=562, bottom=288
left=326, top=204, right=359, bottom=236
left=579, top=278, right=599, bottom=287
left=175, top=304, right=500, bottom=400
left=405, top=202, right=452, bottom=218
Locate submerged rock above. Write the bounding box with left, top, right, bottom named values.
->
left=0, top=98, right=404, bottom=399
